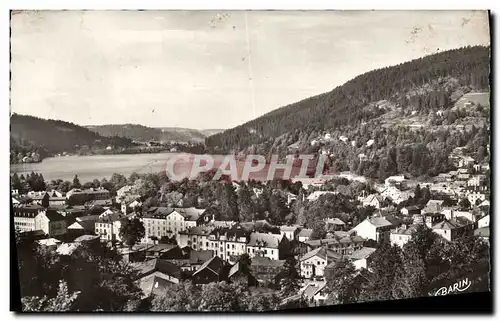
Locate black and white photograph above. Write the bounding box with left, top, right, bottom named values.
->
left=9, top=9, right=492, bottom=312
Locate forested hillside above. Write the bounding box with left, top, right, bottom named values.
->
left=10, top=114, right=133, bottom=158
left=87, top=124, right=223, bottom=143
left=206, top=46, right=491, bottom=181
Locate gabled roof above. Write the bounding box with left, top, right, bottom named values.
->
left=391, top=224, right=419, bottom=235
left=189, top=250, right=214, bottom=264
left=325, top=218, right=345, bottom=225
left=349, top=247, right=377, bottom=260
left=298, top=228, right=313, bottom=238
left=37, top=238, right=61, bottom=247
left=172, top=207, right=206, bottom=221
left=192, top=256, right=225, bottom=276
left=474, top=226, right=489, bottom=237
left=300, top=247, right=341, bottom=262
left=302, top=281, right=327, bottom=299
left=133, top=259, right=182, bottom=279
left=432, top=219, right=462, bottom=230
left=56, top=242, right=81, bottom=255
left=74, top=235, right=100, bottom=243
left=44, top=209, right=65, bottom=222
left=247, top=232, right=282, bottom=248
left=364, top=194, right=384, bottom=203
left=366, top=217, right=394, bottom=228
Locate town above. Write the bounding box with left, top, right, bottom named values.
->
left=12, top=145, right=490, bottom=311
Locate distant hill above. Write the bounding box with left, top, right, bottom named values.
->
left=205, top=46, right=490, bottom=180
left=10, top=114, right=134, bottom=156
left=87, top=124, right=225, bottom=143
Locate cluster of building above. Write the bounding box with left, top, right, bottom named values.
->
left=12, top=150, right=490, bottom=304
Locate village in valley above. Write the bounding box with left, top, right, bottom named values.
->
left=12, top=138, right=491, bottom=310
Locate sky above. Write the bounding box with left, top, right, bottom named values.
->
left=10, top=10, right=490, bottom=130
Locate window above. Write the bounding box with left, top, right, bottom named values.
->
left=206, top=242, right=208, bottom=247
left=227, top=244, right=230, bottom=249
left=232, top=244, right=235, bottom=249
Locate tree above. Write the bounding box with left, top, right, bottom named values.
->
left=238, top=253, right=252, bottom=274
left=324, top=259, right=360, bottom=305
left=151, top=282, right=202, bottom=311
left=268, top=193, right=290, bottom=225
left=110, top=173, right=128, bottom=191
left=279, top=257, right=300, bottom=298
left=459, top=198, right=472, bottom=209
left=119, top=218, right=145, bottom=248
left=11, top=173, right=22, bottom=191
left=41, top=193, right=50, bottom=208
left=73, top=175, right=82, bottom=189
left=22, top=280, right=80, bottom=312
left=392, top=243, right=428, bottom=300
left=238, top=184, right=255, bottom=222
left=58, top=181, right=72, bottom=193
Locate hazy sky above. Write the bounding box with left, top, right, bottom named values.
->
left=11, top=10, right=490, bottom=129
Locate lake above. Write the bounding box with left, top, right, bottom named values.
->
left=10, top=152, right=329, bottom=183
left=10, top=153, right=185, bottom=183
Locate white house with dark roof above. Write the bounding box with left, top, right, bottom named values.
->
left=432, top=218, right=474, bottom=242
left=35, top=210, right=67, bottom=236
left=247, top=232, right=289, bottom=260
left=390, top=224, right=419, bottom=248
left=298, top=228, right=313, bottom=242
left=299, top=247, right=341, bottom=278
left=349, top=247, right=377, bottom=270
left=478, top=215, right=489, bottom=228
left=361, top=194, right=384, bottom=209
left=352, top=216, right=397, bottom=242
left=280, top=225, right=300, bottom=241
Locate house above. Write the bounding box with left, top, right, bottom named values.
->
left=301, top=281, right=328, bottom=306
left=187, top=250, right=214, bottom=271
left=467, top=175, right=486, bottom=187
left=361, top=194, right=384, bottom=209
left=432, top=218, right=474, bottom=242
left=304, top=232, right=365, bottom=256
left=297, top=228, right=313, bottom=242
left=474, top=227, right=489, bottom=242
left=384, top=175, right=407, bottom=188
left=307, top=191, right=337, bottom=202
left=300, top=247, right=341, bottom=278
left=422, top=213, right=446, bottom=228
left=95, top=212, right=128, bottom=242
left=118, top=244, right=154, bottom=263
left=478, top=215, right=489, bottom=228
left=178, top=225, right=216, bottom=252
left=209, top=224, right=250, bottom=262
left=400, top=205, right=423, bottom=216
left=280, top=225, right=300, bottom=241
left=37, top=238, right=62, bottom=250
left=143, top=207, right=206, bottom=242
left=250, top=256, right=285, bottom=287
left=191, top=256, right=228, bottom=285
left=247, top=232, right=289, bottom=261
left=227, top=261, right=259, bottom=286
left=380, top=187, right=414, bottom=205
left=349, top=247, right=377, bottom=270
left=13, top=204, right=46, bottom=232
left=324, top=218, right=346, bottom=231
left=132, top=259, right=182, bottom=298
left=289, top=239, right=310, bottom=257
left=467, top=191, right=487, bottom=205
left=121, top=198, right=142, bottom=214
left=67, top=215, right=100, bottom=235
left=145, top=244, right=178, bottom=259
left=34, top=210, right=67, bottom=237
left=351, top=216, right=398, bottom=242
left=390, top=224, right=419, bottom=248
left=158, top=246, right=186, bottom=260
left=66, top=187, right=111, bottom=203
left=116, top=185, right=136, bottom=198
left=423, top=200, right=445, bottom=214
